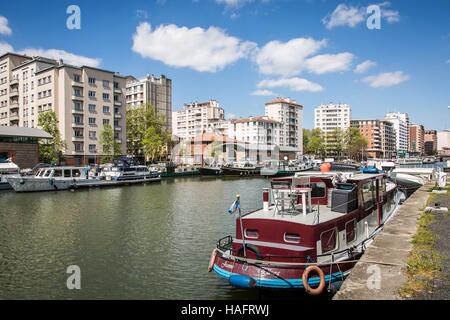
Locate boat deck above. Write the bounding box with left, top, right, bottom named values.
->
left=243, top=204, right=345, bottom=225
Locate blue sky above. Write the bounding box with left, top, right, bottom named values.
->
left=0, top=0, right=449, bottom=130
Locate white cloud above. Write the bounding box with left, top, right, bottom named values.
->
left=255, top=38, right=327, bottom=76
left=354, top=60, right=376, bottom=74
left=251, top=89, right=276, bottom=96
left=322, top=4, right=365, bottom=29
left=132, top=22, right=256, bottom=72
left=18, top=48, right=101, bottom=67
left=323, top=2, right=400, bottom=29
left=304, top=52, right=354, bottom=74
left=0, top=42, right=13, bottom=55
left=446, top=59, right=450, bottom=64
left=216, top=0, right=253, bottom=8
left=0, top=16, right=12, bottom=35
left=257, top=77, right=324, bottom=92
left=362, top=71, right=409, bottom=88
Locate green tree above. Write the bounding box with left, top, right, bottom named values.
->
left=303, top=128, right=310, bottom=154
left=100, top=124, right=121, bottom=163
left=37, top=111, right=65, bottom=164
left=126, top=103, right=171, bottom=160
left=305, top=128, right=325, bottom=156
left=345, top=128, right=368, bottom=160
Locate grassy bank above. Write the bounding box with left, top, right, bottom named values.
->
left=399, top=193, right=445, bottom=298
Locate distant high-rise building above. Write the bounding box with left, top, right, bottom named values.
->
left=424, top=130, right=437, bottom=155
left=351, top=119, right=396, bottom=158
left=385, top=112, right=409, bottom=154
left=172, top=100, right=225, bottom=139
left=0, top=52, right=127, bottom=165
left=409, top=124, right=425, bottom=155
left=437, top=130, right=450, bottom=155
left=126, top=74, right=172, bottom=131
left=265, top=98, right=303, bottom=153
left=314, top=103, right=351, bottom=154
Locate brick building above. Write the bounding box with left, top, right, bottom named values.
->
left=0, top=126, right=51, bottom=168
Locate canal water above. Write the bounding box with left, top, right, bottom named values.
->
left=0, top=177, right=285, bottom=299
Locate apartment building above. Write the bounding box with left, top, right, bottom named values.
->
left=351, top=119, right=396, bottom=158
left=126, top=74, right=172, bottom=131
left=385, top=112, right=409, bottom=154
left=0, top=52, right=127, bottom=165
left=437, top=130, right=450, bottom=156
left=314, top=103, right=351, bottom=133
left=408, top=124, right=424, bottom=155
left=228, top=116, right=281, bottom=145
left=172, top=100, right=225, bottom=139
left=265, top=98, right=303, bottom=153
left=424, top=130, right=437, bottom=155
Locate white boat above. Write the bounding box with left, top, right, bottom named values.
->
left=0, top=160, right=20, bottom=190
left=99, top=164, right=160, bottom=181
left=396, top=158, right=423, bottom=166
left=6, top=166, right=91, bottom=192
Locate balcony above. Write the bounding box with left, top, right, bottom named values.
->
left=9, top=89, right=19, bottom=97
left=10, top=78, right=19, bottom=86
left=71, top=150, right=84, bottom=155
left=115, top=139, right=122, bottom=144
left=10, top=113, right=19, bottom=121
left=72, top=136, right=84, bottom=142
left=9, top=102, right=19, bottom=110
left=72, top=108, right=84, bottom=114
left=72, top=122, right=84, bottom=128
left=114, top=126, right=122, bottom=131
left=114, top=88, right=122, bottom=94
left=72, top=81, right=84, bottom=87
left=114, top=100, right=122, bottom=106
left=114, top=112, right=122, bottom=118
left=72, top=94, right=84, bottom=101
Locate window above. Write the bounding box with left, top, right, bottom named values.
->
left=103, top=119, right=110, bottom=125
left=103, top=93, right=109, bottom=100
left=89, top=131, right=96, bottom=139
left=74, top=129, right=83, bottom=137
left=74, top=89, right=82, bottom=97
left=284, top=233, right=300, bottom=244
left=310, top=182, right=326, bottom=198
left=89, top=144, right=96, bottom=153
left=345, top=220, right=356, bottom=244
left=88, top=104, right=96, bottom=112
left=88, top=117, right=96, bottom=125
left=53, top=170, right=62, bottom=177
left=362, top=181, right=375, bottom=210
left=64, top=170, right=71, bottom=178
left=103, top=106, right=110, bottom=113
left=88, top=91, right=95, bottom=98
left=244, top=229, right=259, bottom=239
left=88, top=77, right=96, bottom=84
left=103, top=80, right=109, bottom=88
left=72, top=169, right=82, bottom=177
left=74, top=74, right=81, bottom=82
left=74, top=115, right=83, bottom=124
left=320, top=228, right=338, bottom=253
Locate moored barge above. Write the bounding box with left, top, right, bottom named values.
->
left=209, top=172, right=403, bottom=294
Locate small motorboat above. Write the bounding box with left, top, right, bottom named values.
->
left=0, top=159, right=20, bottom=190
left=221, top=162, right=260, bottom=176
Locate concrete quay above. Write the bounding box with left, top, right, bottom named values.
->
left=333, top=182, right=436, bottom=300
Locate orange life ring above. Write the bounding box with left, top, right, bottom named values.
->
left=207, top=249, right=218, bottom=272
left=302, top=265, right=325, bottom=295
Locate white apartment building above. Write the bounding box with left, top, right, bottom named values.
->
left=0, top=52, right=127, bottom=165
left=172, top=100, right=225, bottom=139
left=385, top=112, right=409, bottom=154
left=314, top=103, right=351, bottom=133
left=437, top=130, right=450, bottom=155
left=126, top=74, right=172, bottom=131
left=265, top=98, right=303, bottom=153
left=228, top=116, right=281, bottom=145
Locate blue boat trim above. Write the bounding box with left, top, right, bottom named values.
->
left=213, top=264, right=346, bottom=289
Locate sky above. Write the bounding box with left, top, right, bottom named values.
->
left=0, top=0, right=449, bottom=130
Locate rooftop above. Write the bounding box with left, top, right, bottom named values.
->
left=232, top=116, right=281, bottom=124
left=0, top=126, right=52, bottom=139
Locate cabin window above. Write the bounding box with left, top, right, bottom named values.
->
left=321, top=228, right=338, bottom=253
left=345, top=219, right=356, bottom=244
left=361, top=181, right=375, bottom=210
left=64, top=170, right=71, bottom=178
left=53, top=170, right=62, bottom=177
left=72, top=169, right=82, bottom=177
left=310, top=182, right=326, bottom=198
left=244, top=229, right=259, bottom=239
left=43, top=170, right=51, bottom=177
left=284, top=233, right=301, bottom=244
